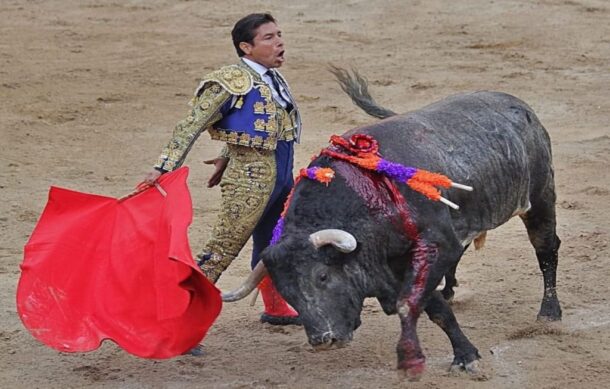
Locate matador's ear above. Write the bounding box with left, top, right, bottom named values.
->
left=239, top=41, right=253, bottom=56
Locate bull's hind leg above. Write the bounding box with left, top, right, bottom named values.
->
left=520, top=189, right=562, bottom=321
left=425, top=291, right=480, bottom=372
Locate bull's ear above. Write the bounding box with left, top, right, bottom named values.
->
left=260, top=244, right=280, bottom=267
left=261, top=238, right=293, bottom=268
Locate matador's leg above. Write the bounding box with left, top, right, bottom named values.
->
left=197, top=144, right=276, bottom=283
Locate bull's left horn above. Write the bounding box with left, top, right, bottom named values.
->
left=309, top=229, right=357, bottom=253
left=221, top=261, right=268, bottom=302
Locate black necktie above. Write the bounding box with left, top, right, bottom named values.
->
left=266, top=70, right=281, bottom=93
left=266, top=70, right=293, bottom=111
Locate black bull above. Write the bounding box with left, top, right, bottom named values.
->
left=223, top=70, right=561, bottom=379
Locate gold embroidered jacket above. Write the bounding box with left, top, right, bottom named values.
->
left=154, top=62, right=300, bottom=172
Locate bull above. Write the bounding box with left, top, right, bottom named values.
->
left=222, top=68, right=561, bottom=379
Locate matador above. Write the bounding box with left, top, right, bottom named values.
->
left=144, top=13, right=301, bottom=325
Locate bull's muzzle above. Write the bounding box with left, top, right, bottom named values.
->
left=310, top=331, right=353, bottom=351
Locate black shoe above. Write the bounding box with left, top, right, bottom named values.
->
left=260, top=313, right=302, bottom=326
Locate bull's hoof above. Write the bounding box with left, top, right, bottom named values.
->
left=397, top=358, right=425, bottom=381
left=450, top=349, right=481, bottom=374
left=537, top=313, right=561, bottom=322
left=450, top=359, right=479, bottom=374
left=537, top=303, right=562, bottom=322
left=537, top=294, right=562, bottom=321
left=449, top=359, right=489, bottom=380
left=397, top=364, right=425, bottom=381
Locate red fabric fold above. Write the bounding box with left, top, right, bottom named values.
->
left=17, top=167, right=222, bottom=358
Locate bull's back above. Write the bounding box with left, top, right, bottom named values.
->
left=348, top=91, right=553, bottom=239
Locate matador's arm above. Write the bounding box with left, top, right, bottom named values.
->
left=154, top=83, right=231, bottom=172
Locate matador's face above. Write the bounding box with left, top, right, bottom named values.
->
left=241, top=22, right=285, bottom=69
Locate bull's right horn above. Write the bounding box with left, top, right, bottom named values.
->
left=221, top=261, right=268, bottom=302
left=309, top=229, right=357, bottom=253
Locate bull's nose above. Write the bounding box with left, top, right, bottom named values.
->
left=314, top=332, right=335, bottom=347
left=321, top=332, right=333, bottom=344
left=310, top=332, right=336, bottom=351
left=310, top=332, right=353, bottom=351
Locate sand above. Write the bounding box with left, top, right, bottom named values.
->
left=1, top=0, right=609, bottom=387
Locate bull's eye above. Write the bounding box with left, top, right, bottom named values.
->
left=312, top=266, right=330, bottom=287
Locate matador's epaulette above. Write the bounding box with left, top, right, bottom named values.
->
left=194, top=65, right=253, bottom=97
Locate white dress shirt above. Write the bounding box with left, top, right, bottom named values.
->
left=242, top=57, right=291, bottom=109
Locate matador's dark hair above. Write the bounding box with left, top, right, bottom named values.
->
left=232, top=13, right=277, bottom=57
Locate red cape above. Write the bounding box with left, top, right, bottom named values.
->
left=17, top=167, right=222, bottom=358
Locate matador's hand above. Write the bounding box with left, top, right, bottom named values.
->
left=142, top=170, right=163, bottom=186
left=204, top=157, right=229, bottom=188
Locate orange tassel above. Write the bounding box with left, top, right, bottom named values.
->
left=407, top=178, right=441, bottom=201
left=411, top=170, right=452, bottom=188
left=314, top=168, right=335, bottom=184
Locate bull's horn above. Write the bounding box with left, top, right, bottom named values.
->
left=221, top=261, right=268, bottom=302
left=309, top=229, right=357, bottom=253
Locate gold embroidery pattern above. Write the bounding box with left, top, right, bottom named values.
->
left=254, top=118, right=266, bottom=131
left=274, top=106, right=297, bottom=141
left=198, top=144, right=277, bottom=282
left=258, top=84, right=272, bottom=101
left=265, top=119, right=277, bottom=132
left=265, top=102, right=276, bottom=114
left=195, top=65, right=253, bottom=96
left=208, top=129, right=279, bottom=150
left=251, top=136, right=264, bottom=148
left=253, top=101, right=265, bottom=114
left=227, top=131, right=238, bottom=144
left=209, top=84, right=221, bottom=94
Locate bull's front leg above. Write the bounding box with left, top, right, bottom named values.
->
left=395, top=237, right=463, bottom=380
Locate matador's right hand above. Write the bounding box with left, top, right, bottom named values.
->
left=142, top=169, right=163, bottom=186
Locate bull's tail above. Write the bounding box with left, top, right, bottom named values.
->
left=329, top=65, right=397, bottom=119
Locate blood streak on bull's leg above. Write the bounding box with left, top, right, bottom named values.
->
left=383, top=178, right=432, bottom=377
left=334, top=163, right=431, bottom=377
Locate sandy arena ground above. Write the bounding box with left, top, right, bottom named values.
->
left=1, top=0, right=609, bottom=388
